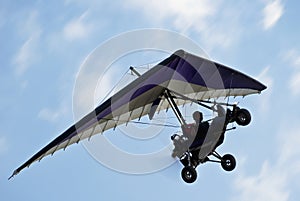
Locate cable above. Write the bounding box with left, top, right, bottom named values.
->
left=98, top=69, right=132, bottom=104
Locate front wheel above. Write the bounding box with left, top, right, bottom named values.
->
left=181, top=166, right=197, bottom=183
left=235, top=108, right=251, bottom=126
left=221, top=154, right=236, bottom=171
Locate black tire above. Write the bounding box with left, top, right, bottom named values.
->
left=181, top=166, right=197, bottom=183
left=235, top=108, right=251, bottom=126
left=221, top=154, right=236, bottom=171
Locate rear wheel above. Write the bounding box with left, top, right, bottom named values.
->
left=221, top=154, right=236, bottom=171
left=181, top=166, right=197, bottom=183
left=235, top=108, right=251, bottom=126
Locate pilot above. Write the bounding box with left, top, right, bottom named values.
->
left=189, top=111, right=209, bottom=148
left=213, top=104, right=227, bottom=149
left=185, top=111, right=209, bottom=164
left=173, top=111, right=209, bottom=159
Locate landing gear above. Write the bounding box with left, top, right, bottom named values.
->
left=210, top=152, right=236, bottom=172
left=181, top=166, right=197, bottom=183
left=221, top=154, right=236, bottom=171
left=179, top=151, right=237, bottom=183
left=233, top=108, right=251, bottom=126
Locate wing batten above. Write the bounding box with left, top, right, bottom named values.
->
left=87, top=124, right=97, bottom=141
left=126, top=110, right=133, bottom=126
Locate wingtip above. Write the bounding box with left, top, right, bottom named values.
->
left=8, top=170, right=18, bottom=180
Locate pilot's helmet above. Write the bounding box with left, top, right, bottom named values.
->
left=193, top=111, right=203, bottom=122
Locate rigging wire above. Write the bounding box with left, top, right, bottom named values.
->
left=98, top=54, right=165, bottom=105
left=98, top=68, right=132, bottom=104
left=100, top=117, right=180, bottom=128
left=127, top=120, right=180, bottom=128
left=133, top=57, right=165, bottom=69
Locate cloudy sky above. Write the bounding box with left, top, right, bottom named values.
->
left=1, top=0, right=300, bottom=200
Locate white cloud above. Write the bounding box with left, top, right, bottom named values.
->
left=125, top=0, right=217, bottom=31
left=38, top=103, right=69, bottom=123
left=283, top=49, right=300, bottom=68
left=13, top=10, right=42, bottom=77
left=232, top=121, right=300, bottom=200
left=277, top=123, right=300, bottom=166
left=255, top=66, right=273, bottom=113
left=94, top=68, right=116, bottom=104
left=125, top=0, right=244, bottom=49
left=257, top=66, right=273, bottom=87
left=13, top=36, right=37, bottom=76
left=73, top=65, right=117, bottom=120
left=21, top=10, right=42, bottom=37
left=63, top=11, right=94, bottom=41
left=262, top=0, right=284, bottom=30
left=289, top=72, right=300, bottom=96
left=73, top=70, right=101, bottom=119
left=233, top=161, right=289, bottom=201
left=282, top=49, right=300, bottom=96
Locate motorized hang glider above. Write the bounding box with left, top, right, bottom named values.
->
left=9, top=50, right=266, bottom=182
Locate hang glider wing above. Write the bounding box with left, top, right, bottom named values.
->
left=9, top=50, right=266, bottom=179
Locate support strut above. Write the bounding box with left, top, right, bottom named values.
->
left=129, top=66, right=186, bottom=126
left=130, top=66, right=141, bottom=77
left=164, top=90, right=186, bottom=126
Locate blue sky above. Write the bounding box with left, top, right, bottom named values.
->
left=2, top=0, right=300, bottom=200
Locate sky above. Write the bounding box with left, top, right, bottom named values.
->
left=1, top=0, right=300, bottom=200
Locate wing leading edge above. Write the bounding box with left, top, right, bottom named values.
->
left=9, top=50, right=266, bottom=179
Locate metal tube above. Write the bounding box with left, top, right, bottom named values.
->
left=130, top=66, right=141, bottom=77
